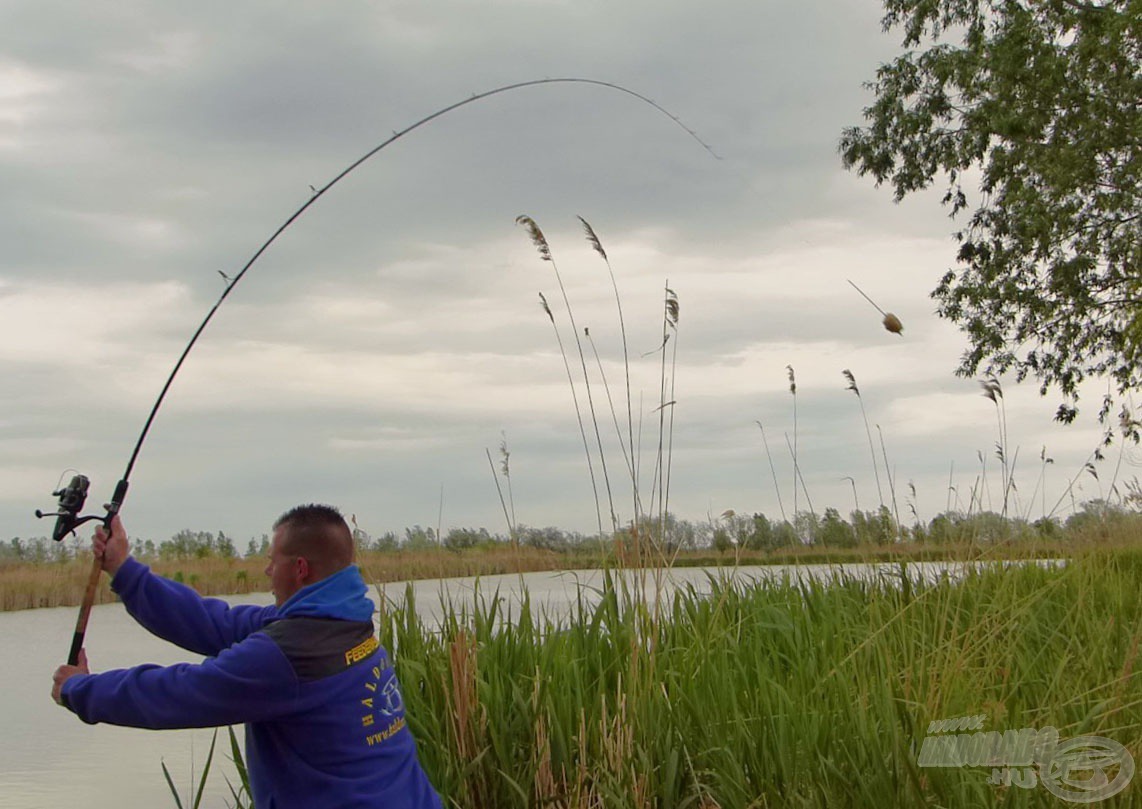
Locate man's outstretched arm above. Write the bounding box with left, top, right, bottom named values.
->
left=95, top=516, right=276, bottom=655
left=54, top=634, right=304, bottom=729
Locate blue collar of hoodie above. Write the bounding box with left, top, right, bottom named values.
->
left=278, top=564, right=376, bottom=622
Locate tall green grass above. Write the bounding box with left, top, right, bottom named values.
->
left=184, top=549, right=1141, bottom=807
left=374, top=549, right=1141, bottom=807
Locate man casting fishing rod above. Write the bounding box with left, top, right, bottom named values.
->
left=32, top=78, right=713, bottom=809
left=51, top=505, right=443, bottom=809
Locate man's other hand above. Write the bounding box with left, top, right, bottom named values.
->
left=52, top=648, right=90, bottom=706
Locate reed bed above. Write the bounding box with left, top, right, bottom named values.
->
left=380, top=549, right=1142, bottom=808
left=0, top=546, right=575, bottom=612
left=0, top=557, right=267, bottom=612
left=8, top=532, right=1141, bottom=612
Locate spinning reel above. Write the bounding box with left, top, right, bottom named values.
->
left=36, top=474, right=129, bottom=542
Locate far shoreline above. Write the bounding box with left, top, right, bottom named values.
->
left=1, top=537, right=1127, bottom=613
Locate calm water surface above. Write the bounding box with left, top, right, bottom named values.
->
left=0, top=561, right=1035, bottom=808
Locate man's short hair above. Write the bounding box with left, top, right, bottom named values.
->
left=273, top=504, right=354, bottom=573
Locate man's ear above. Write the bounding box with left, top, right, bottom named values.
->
left=296, top=556, right=310, bottom=581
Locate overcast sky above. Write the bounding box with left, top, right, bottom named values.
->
left=1, top=0, right=1128, bottom=546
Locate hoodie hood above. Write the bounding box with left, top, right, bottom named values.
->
left=278, top=564, right=375, bottom=622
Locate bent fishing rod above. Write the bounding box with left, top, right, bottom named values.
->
left=35, top=77, right=717, bottom=665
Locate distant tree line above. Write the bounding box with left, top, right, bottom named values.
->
left=3, top=500, right=1140, bottom=565
left=0, top=529, right=253, bottom=565
left=710, top=500, right=1142, bottom=552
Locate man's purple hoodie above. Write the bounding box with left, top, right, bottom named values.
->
left=61, top=557, right=442, bottom=809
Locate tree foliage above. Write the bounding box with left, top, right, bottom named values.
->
left=841, top=0, right=1140, bottom=421
left=161, top=529, right=237, bottom=560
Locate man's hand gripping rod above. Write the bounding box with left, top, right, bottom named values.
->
left=36, top=476, right=129, bottom=665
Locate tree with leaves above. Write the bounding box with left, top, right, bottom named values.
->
left=841, top=0, right=1140, bottom=424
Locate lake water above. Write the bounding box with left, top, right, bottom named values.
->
left=0, top=561, right=1033, bottom=808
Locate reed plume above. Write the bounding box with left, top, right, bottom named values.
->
left=843, top=369, right=884, bottom=511
left=499, top=432, right=516, bottom=531
left=1027, top=445, right=1050, bottom=521
left=981, top=377, right=1012, bottom=516
left=787, top=365, right=798, bottom=517
left=486, top=432, right=517, bottom=548
left=645, top=288, right=680, bottom=519
left=661, top=286, right=680, bottom=538
left=517, top=215, right=552, bottom=262
left=519, top=215, right=615, bottom=535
